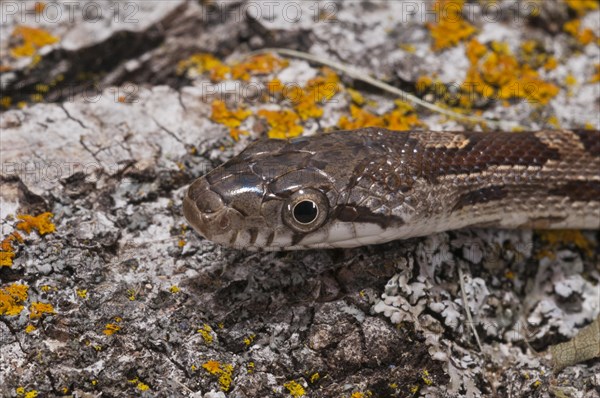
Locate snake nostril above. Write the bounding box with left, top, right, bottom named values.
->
left=188, top=179, right=224, bottom=214
left=218, top=215, right=230, bottom=230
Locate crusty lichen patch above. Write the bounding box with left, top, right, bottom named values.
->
left=0, top=283, right=29, bottom=316
left=9, top=25, right=59, bottom=58
left=426, top=0, right=477, bottom=51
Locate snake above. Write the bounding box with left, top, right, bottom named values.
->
left=183, top=128, right=600, bottom=251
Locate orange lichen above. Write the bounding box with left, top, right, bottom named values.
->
left=197, top=323, right=214, bottom=343
left=211, top=100, right=252, bottom=128
left=257, top=108, right=303, bottom=139
left=211, top=100, right=252, bottom=140
left=103, top=317, right=122, bottom=335
left=1, top=232, right=24, bottom=267
left=385, top=100, right=425, bottom=130
left=591, top=64, right=600, bottom=83
left=10, top=26, right=59, bottom=58
left=0, top=251, right=16, bottom=267
left=563, top=19, right=598, bottom=45
left=231, top=53, right=289, bottom=81
left=202, top=360, right=234, bottom=391
left=543, top=57, right=558, bottom=71
left=0, top=283, right=29, bottom=316
left=0, top=96, right=12, bottom=109
left=426, top=0, right=477, bottom=51
left=15, top=387, right=38, bottom=398
left=536, top=230, right=594, bottom=259
left=422, top=369, right=433, bottom=385
left=29, top=302, right=55, bottom=319
left=293, top=68, right=340, bottom=120
left=283, top=380, right=306, bottom=397
left=564, top=0, right=598, bottom=15
left=243, top=334, right=255, bottom=347
left=338, top=101, right=423, bottom=131
left=16, top=212, right=56, bottom=235
left=462, top=39, right=559, bottom=106
left=338, top=105, right=386, bottom=130
left=177, top=53, right=231, bottom=81
left=34, top=2, right=45, bottom=13
left=128, top=377, right=150, bottom=391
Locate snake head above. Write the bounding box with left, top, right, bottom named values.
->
left=183, top=131, right=410, bottom=250
left=183, top=137, right=343, bottom=250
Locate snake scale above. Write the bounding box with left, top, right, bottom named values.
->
left=184, top=128, right=600, bottom=251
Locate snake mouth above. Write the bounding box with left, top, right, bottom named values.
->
left=183, top=178, right=240, bottom=242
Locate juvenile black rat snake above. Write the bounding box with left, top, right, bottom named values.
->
left=183, top=128, right=600, bottom=250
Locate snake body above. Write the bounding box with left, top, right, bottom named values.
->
left=184, top=128, right=600, bottom=250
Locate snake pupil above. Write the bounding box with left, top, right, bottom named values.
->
left=293, top=200, right=318, bottom=224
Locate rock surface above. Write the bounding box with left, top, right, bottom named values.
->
left=1, top=1, right=599, bottom=397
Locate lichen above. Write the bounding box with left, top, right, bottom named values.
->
left=210, top=100, right=252, bottom=140
left=283, top=380, right=306, bottom=397
left=426, top=0, right=477, bottom=51
left=202, top=360, right=234, bottom=391
left=338, top=100, right=424, bottom=130
left=29, top=302, right=55, bottom=319
left=197, top=323, right=214, bottom=344
left=16, top=212, right=56, bottom=235
left=177, top=53, right=230, bottom=81
left=563, top=19, right=597, bottom=46
left=231, top=53, right=289, bottom=81
left=0, top=283, right=29, bottom=316
left=293, top=67, right=340, bottom=120
left=462, top=39, right=559, bottom=106
left=257, top=108, right=303, bottom=139
left=1, top=232, right=24, bottom=267
left=10, top=26, right=59, bottom=58
left=103, top=318, right=122, bottom=335
left=536, top=230, right=594, bottom=259
left=564, top=0, right=598, bottom=15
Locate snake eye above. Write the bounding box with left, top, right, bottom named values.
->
left=283, top=189, right=328, bottom=233
left=293, top=200, right=318, bottom=224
